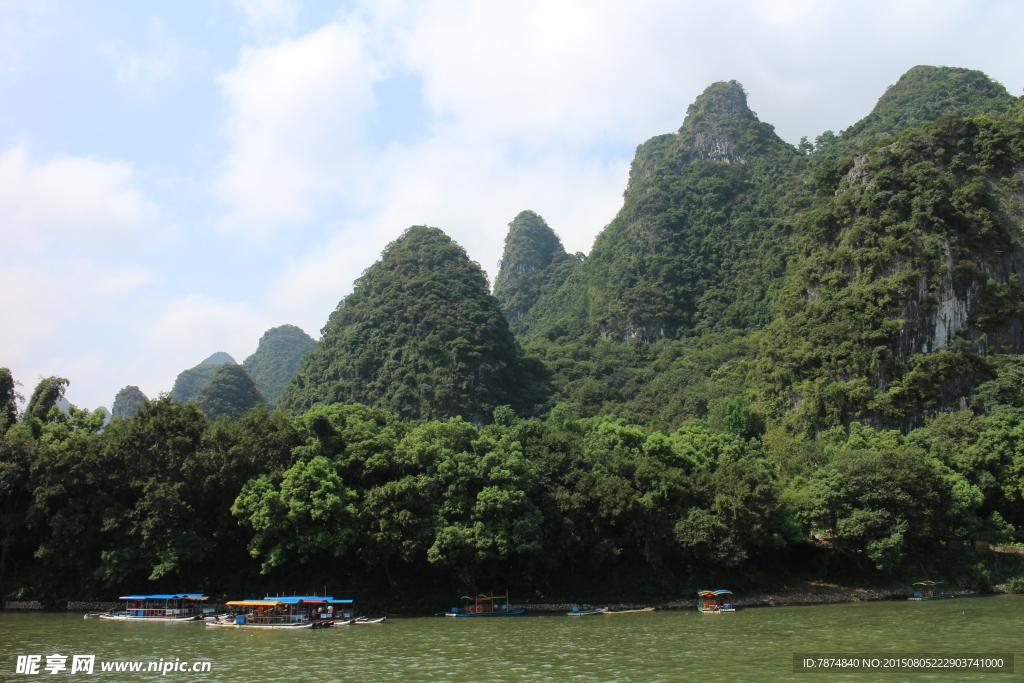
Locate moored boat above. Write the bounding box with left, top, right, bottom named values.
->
left=603, top=607, right=655, bottom=615
left=566, top=606, right=608, bottom=616
left=697, top=590, right=735, bottom=613
left=209, top=597, right=350, bottom=629
left=352, top=616, right=387, bottom=624
left=444, top=592, right=525, bottom=617
left=908, top=581, right=954, bottom=601
left=95, top=594, right=209, bottom=622
left=263, top=596, right=357, bottom=626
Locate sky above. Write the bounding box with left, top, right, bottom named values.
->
left=1, top=0, right=1022, bottom=411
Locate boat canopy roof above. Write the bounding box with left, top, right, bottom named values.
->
left=226, top=600, right=283, bottom=607
left=119, top=594, right=208, bottom=601
left=698, top=590, right=732, bottom=597
left=266, top=598, right=354, bottom=602
left=262, top=596, right=353, bottom=604
left=913, top=581, right=942, bottom=586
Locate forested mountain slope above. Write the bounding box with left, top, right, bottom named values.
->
left=242, top=325, right=317, bottom=409
left=502, top=66, right=1024, bottom=433
left=280, top=226, right=539, bottom=422
left=169, top=352, right=237, bottom=403
left=756, top=114, right=1024, bottom=433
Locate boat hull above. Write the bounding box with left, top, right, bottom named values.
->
left=444, top=609, right=525, bottom=617
left=97, top=614, right=202, bottom=622
left=908, top=595, right=954, bottom=601
left=603, top=607, right=655, bottom=615
left=567, top=608, right=608, bottom=616
left=206, top=621, right=314, bottom=629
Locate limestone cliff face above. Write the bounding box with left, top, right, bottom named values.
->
left=896, top=242, right=1024, bottom=361
left=767, top=111, right=1024, bottom=431
left=582, top=80, right=802, bottom=341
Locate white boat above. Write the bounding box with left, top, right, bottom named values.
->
left=95, top=594, right=208, bottom=622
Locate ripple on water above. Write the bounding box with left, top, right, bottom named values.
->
left=3, top=597, right=1023, bottom=682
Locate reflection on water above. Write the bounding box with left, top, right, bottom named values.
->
left=3, top=595, right=1022, bottom=682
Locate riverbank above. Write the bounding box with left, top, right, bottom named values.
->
left=8, top=580, right=1017, bottom=614
left=509, top=581, right=991, bottom=613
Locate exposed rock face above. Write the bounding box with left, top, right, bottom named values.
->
left=677, top=80, right=761, bottom=165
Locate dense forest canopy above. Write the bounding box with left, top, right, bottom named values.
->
left=280, top=225, right=542, bottom=423
left=242, top=325, right=317, bottom=409
left=5, top=66, right=1024, bottom=603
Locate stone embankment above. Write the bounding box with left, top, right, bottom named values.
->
left=67, top=601, right=123, bottom=612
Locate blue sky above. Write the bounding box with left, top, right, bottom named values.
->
left=2, top=0, right=1022, bottom=411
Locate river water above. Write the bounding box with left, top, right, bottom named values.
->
left=3, top=595, right=1021, bottom=682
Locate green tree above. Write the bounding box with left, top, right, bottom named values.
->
left=0, top=368, right=20, bottom=434
left=23, top=377, right=68, bottom=423
left=232, top=456, right=358, bottom=572
left=0, top=424, right=37, bottom=574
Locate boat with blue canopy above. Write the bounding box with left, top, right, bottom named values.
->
left=908, top=582, right=954, bottom=601
left=94, top=594, right=209, bottom=621
left=263, top=596, right=356, bottom=626
left=444, top=592, right=525, bottom=617
left=697, top=590, right=735, bottom=613
left=206, top=595, right=377, bottom=628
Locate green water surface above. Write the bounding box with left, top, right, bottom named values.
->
left=3, top=595, right=1021, bottom=682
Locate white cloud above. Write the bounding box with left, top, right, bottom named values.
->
left=216, top=20, right=382, bottom=237
left=0, top=146, right=158, bottom=253
left=0, top=145, right=162, bottom=411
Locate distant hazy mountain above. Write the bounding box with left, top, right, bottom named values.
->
left=111, top=385, right=148, bottom=419
left=170, top=353, right=237, bottom=404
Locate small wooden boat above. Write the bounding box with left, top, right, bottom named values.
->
left=908, top=581, right=954, bottom=601
left=95, top=594, right=209, bottom=622
left=352, top=616, right=387, bottom=624
left=697, top=590, right=735, bottom=613
left=566, top=606, right=608, bottom=616
left=444, top=592, right=525, bottom=617
left=603, top=607, right=655, bottom=615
